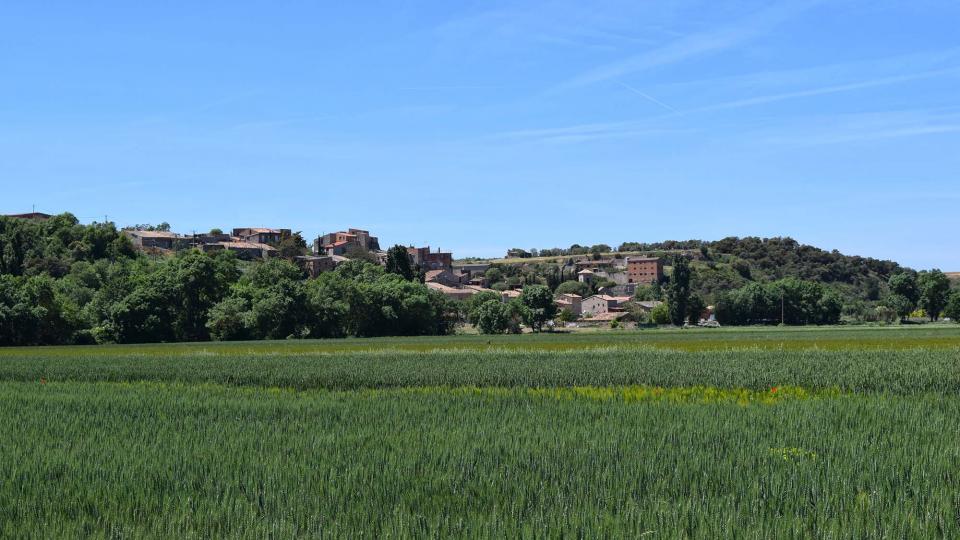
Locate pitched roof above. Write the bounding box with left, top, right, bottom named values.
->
left=424, top=269, right=449, bottom=282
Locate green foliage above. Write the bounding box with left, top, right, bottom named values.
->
left=918, top=269, right=951, bottom=321
left=0, top=213, right=134, bottom=277
left=881, top=294, right=914, bottom=321
left=554, top=280, right=590, bottom=297
left=556, top=308, right=576, bottom=323
left=889, top=272, right=920, bottom=304
left=473, top=299, right=510, bottom=334
left=276, top=231, right=308, bottom=259
left=385, top=245, right=415, bottom=281
left=632, top=283, right=660, bottom=301
left=666, top=256, right=692, bottom=326
left=465, top=291, right=502, bottom=324
left=944, top=292, right=960, bottom=322
left=687, top=293, right=706, bottom=325
left=518, top=285, right=556, bottom=332
left=715, top=278, right=842, bottom=325
left=649, top=302, right=671, bottom=325
left=484, top=267, right=504, bottom=285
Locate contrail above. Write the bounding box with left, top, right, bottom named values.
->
left=617, top=81, right=679, bottom=113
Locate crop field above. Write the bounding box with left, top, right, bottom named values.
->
left=2, top=326, right=960, bottom=537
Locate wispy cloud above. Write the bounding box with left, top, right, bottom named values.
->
left=491, top=120, right=692, bottom=144
left=761, top=109, right=960, bottom=146
left=558, top=0, right=821, bottom=89
left=617, top=82, right=679, bottom=113
left=687, top=65, right=960, bottom=114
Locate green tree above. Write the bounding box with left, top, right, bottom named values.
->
left=518, top=285, right=557, bottom=332
left=474, top=298, right=509, bottom=334
left=889, top=273, right=919, bottom=307
left=465, top=291, right=502, bottom=324
left=687, top=293, right=706, bottom=325
left=881, top=294, right=914, bottom=322
left=943, top=292, right=960, bottom=322
left=649, top=302, right=671, bottom=325
left=554, top=280, right=590, bottom=297
left=918, top=269, right=951, bottom=321
left=385, top=245, right=415, bottom=281
left=665, top=256, right=691, bottom=326
left=484, top=267, right=504, bottom=286
left=277, top=231, right=308, bottom=259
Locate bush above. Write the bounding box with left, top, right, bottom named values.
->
left=649, top=303, right=671, bottom=325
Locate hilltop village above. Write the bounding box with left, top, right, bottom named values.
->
left=3, top=211, right=958, bottom=348
left=120, top=224, right=666, bottom=325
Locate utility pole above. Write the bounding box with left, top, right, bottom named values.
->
left=781, top=291, right=785, bottom=325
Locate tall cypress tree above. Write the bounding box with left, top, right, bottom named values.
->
left=385, top=245, right=415, bottom=281
left=666, top=255, right=692, bottom=326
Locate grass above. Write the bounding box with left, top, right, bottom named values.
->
left=2, top=325, right=959, bottom=537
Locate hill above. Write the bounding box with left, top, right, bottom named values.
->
left=465, top=237, right=911, bottom=315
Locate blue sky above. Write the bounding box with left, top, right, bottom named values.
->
left=2, top=1, right=958, bottom=269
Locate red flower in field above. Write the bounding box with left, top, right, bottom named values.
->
left=770, top=386, right=778, bottom=394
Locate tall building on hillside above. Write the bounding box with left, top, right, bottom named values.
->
left=626, top=257, right=663, bottom=284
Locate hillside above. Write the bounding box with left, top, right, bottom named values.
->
left=465, top=237, right=910, bottom=311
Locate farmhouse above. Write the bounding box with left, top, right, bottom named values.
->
left=555, top=293, right=583, bottom=317
left=580, top=295, right=633, bottom=317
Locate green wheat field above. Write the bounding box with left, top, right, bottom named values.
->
left=2, top=326, right=960, bottom=537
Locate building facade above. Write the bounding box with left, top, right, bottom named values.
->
left=555, top=293, right=583, bottom=317
left=315, top=228, right=380, bottom=256
left=626, top=257, right=663, bottom=284
left=408, top=246, right=453, bottom=271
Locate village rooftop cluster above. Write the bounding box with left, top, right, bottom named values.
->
left=120, top=223, right=667, bottom=324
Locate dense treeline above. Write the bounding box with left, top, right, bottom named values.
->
left=714, top=278, right=843, bottom=325
left=0, top=214, right=456, bottom=346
